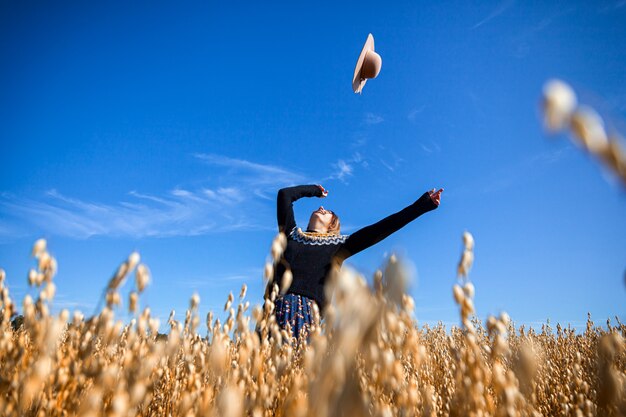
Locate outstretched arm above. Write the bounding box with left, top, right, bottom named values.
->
left=336, top=190, right=440, bottom=261
left=277, top=185, right=326, bottom=233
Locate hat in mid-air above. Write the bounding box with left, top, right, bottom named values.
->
left=352, top=33, right=382, bottom=94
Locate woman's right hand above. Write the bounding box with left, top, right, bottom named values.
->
left=317, top=184, right=328, bottom=197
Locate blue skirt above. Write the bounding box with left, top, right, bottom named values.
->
left=274, top=293, right=315, bottom=341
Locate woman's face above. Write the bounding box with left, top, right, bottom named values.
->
left=307, top=206, right=334, bottom=232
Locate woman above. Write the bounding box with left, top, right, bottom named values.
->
left=273, top=184, right=443, bottom=341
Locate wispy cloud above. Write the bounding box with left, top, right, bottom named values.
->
left=471, top=0, right=515, bottom=30
left=364, top=112, right=384, bottom=125
left=408, top=105, right=426, bottom=122
left=194, top=153, right=303, bottom=182
left=194, top=153, right=307, bottom=199
left=418, top=140, right=442, bottom=154
left=379, top=159, right=395, bottom=172
left=0, top=154, right=310, bottom=239
left=202, top=187, right=245, bottom=204
left=351, top=152, right=369, bottom=169
left=377, top=147, right=405, bottom=172
left=328, top=160, right=354, bottom=182
left=350, top=135, right=368, bottom=149
left=0, top=220, right=28, bottom=243
left=323, top=152, right=371, bottom=184
left=1, top=189, right=234, bottom=239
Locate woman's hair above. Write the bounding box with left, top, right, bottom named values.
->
left=327, top=211, right=341, bottom=234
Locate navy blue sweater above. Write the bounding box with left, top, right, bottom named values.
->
left=273, top=185, right=438, bottom=310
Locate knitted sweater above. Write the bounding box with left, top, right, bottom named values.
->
left=274, top=185, right=438, bottom=311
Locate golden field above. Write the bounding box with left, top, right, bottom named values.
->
left=0, top=235, right=624, bottom=417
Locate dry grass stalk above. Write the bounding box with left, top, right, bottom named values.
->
left=542, top=79, right=626, bottom=186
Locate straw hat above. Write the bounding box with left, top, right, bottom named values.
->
left=352, top=33, right=382, bottom=94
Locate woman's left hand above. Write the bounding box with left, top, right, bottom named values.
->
left=428, top=188, right=444, bottom=206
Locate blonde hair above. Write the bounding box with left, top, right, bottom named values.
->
left=327, top=212, right=341, bottom=234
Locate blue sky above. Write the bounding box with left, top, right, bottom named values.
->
left=1, top=1, right=625, bottom=332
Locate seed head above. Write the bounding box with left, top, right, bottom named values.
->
left=462, top=231, right=474, bottom=251
left=23, top=293, right=33, bottom=306
left=271, top=241, right=283, bottom=262
left=32, top=238, right=47, bottom=257
left=500, top=311, right=510, bottom=326
left=190, top=293, right=200, bottom=310
left=59, top=309, right=69, bottom=322
left=280, top=269, right=293, bottom=295
left=129, top=291, right=138, bottom=313
left=604, top=135, right=626, bottom=176
left=264, top=262, right=274, bottom=281
left=42, top=281, right=56, bottom=300
left=457, top=250, right=474, bottom=278
left=73, top=310, right=84, bottom=325
left=570, top=107, right=609, bottom=154
left=402, top=294, right=415, bottom=313
left=542, top=79, right=577, bottom=131
left=28, top=269, right=37, bottom=286
left=38, top=252, right=52, bottom=271
left=135, top=264, right=150, bottom=293
left=108, top=261, right=130, bottom=290
left=453, top=284, right=464, bottom=305
left=276, top=232, right=287, bottom=250
left=106, top=291, right=121, bottom=307
left=127, top=251, right=141, bottom=271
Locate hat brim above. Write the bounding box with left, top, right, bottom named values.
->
left=352, top=34, right=375, bottom=93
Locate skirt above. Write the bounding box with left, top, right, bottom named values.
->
left=274, top=293, right=316, bottom=341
